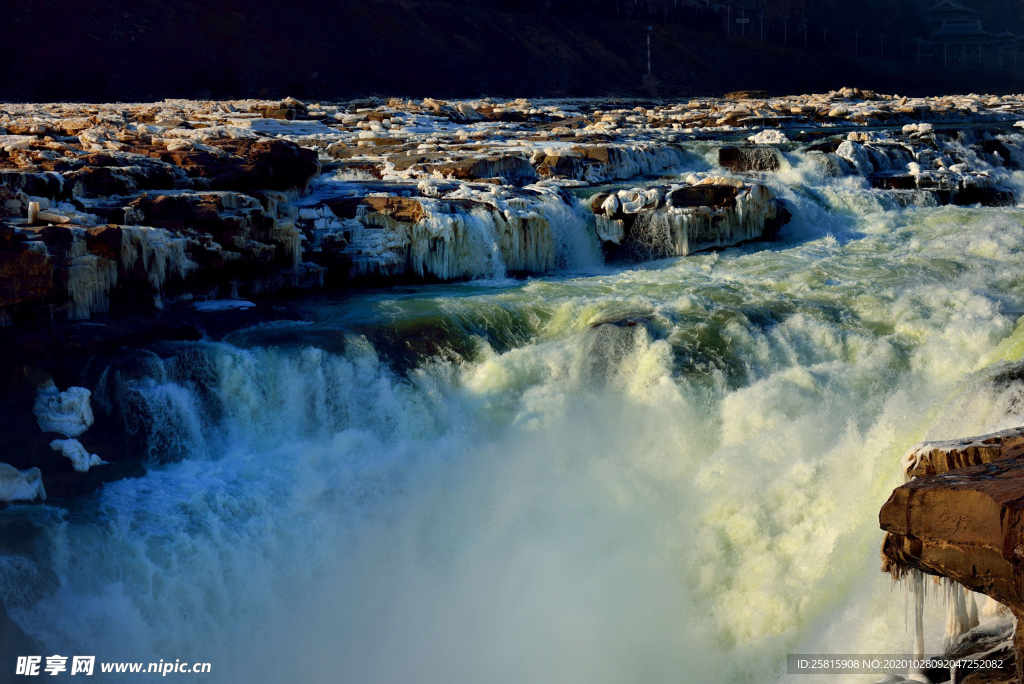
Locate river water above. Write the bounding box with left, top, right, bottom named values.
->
left=6, top=130, right=1024, bottom=683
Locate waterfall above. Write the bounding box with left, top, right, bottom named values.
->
left=8, top=122, right=1024, bottom=684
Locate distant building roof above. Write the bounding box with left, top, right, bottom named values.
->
left=932, top=20, right=991, bottom=38
left=926, top=0, right=976, bottom=13
left=995, top=30, right=1018, bottom=39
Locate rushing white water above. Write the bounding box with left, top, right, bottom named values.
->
left=7, top=132, right=1024, bottom=683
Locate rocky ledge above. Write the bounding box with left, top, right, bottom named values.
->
left=880, top=426, right=1024, bottom=683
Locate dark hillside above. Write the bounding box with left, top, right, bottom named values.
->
left=1, top=0, right=1022, bottom=101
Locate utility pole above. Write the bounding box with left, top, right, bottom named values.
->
left=647, top=25, right=652, bottom=76
left=737, top=6, right=749, bottom=38
left=726, top=1, right=732, bottom=37
left=759, top=10, right=765, bottom=41
left=800, top=21, right=807, bottom=47
left=823, top=26, right=829, bottom=45
left=782, top=16, right=789, bottom=44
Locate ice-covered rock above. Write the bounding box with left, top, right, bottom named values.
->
left=0, top=464, right=46, bottom=502
left=592, top=177, right=789, bottom=260
left=900, top=425, right=1024, bottom=481
left=747, top=129, right=789, bottom=145
left=49, top=438, right=106, bottom=472
left=33, top=385, right=94, bottom=437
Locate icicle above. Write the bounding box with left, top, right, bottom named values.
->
left=344, top=193, right=569, bottom=281
left=907, top=569, right=927, bottom=683
left=965, top=588, right=979, bottom=630
left=67, top=254, right=118, bottom=319
left=943, top=579, right=971, bottom=650
left=982, top=596, right=1008, bottom=617
left=121, top=227, right=195, bottom=291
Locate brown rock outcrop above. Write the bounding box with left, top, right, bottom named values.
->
left=0, top=224, right=62, bottom=315
left=724, top=90, right=769, bottom=99
left=881, top=427, right=1024, bottom=681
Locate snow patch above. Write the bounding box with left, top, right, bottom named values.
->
left=747, top=129, right=790, bottom=145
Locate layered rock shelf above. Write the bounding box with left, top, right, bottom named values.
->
left=880, top=427, right=1024, bottom=682
left=5, top=92, right=1024, bottom=325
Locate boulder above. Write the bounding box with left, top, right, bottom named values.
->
left=881, top=456, right=1024, bottom=613
left=0, top=223, right=62, bottom=313
left=42, top=461, right=146, bottom=500
left=719, top=146, right=781, bottom=172
left=869, top=173, right=918, bottom=190
left=592, top=180, right=790, bottom=260
left=135, top=139, right=320, bottom=192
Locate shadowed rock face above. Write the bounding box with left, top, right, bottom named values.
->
left=718, top=146, right=782, bottom=172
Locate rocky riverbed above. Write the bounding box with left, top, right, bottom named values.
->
left=6, top=89, right=1024, bottom=681
left=5, top=89, right=1024, bottom=499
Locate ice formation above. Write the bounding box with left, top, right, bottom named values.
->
left=595, top=177, right=786, bottom=259
left=329, top=186, right=592, bottom=280
left=49, top=439, right=106, bottom=473
left=33, top=385, right=95, bottom=437
left=942, top=579, right=974, bottom=649
left=747, top=129, right=789, bottom=145
left=0, top=464, right=46, bottom=503
left=120, top=226, right=196, bottom=290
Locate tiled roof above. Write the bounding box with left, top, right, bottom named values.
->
left=932, top=21, right=991, bottom=38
